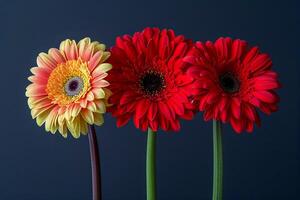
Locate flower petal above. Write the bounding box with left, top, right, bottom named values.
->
left=81, top=109, right=94, bottom=125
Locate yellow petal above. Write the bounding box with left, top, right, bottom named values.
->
left=98, top=63, right=112, bottom=73
left=94, top=113, right=104, bottom=126
left=58, top=113, right=65, bottom=126
left=103, top=88, right=113, bottom=100
left=88, top=51, right=103, bottom=72
left=92, top=88, right=105, bottom=99
left=95, top=100, right=106, bottom=113
left=80, top=98, right=88, bottom=108
left=87, top=102, right=97, bottom=112
left=28, top=96, right=49, bottom=109
left=26, top=84, right=47, bottom=97
left=80, top=116, right=88, bottom=135
left=58, top=123, right=68, bottom=138
left=31, top=104, right=54, bottom=119
left=78, top=37, right=91, bottom=47
left=86, top=91, right=94, bottom=101
left=71, top=104, right=81, bottom=117
left=30, top=67, right=38, bottom=74
left=100, top=52, right=111, bottom=63
left=82, top=44, right=94, bottom=61
left=67, top=116, right=81, bottom=138
left=92, top=79, right=110, bottom=88
left=92, top=66, right=108, bottom=78
left=48, top=48, right=66, bottom=64
left=92, top=41, right=106, bottom=52
left=81, top=109, right=94, bottom=125
left=37, top=52, right=56, bottom=69
left=36, top=108, right=51, bottom=126
left=59, top=39, right=72, bottom=52
left=45, top=108, right=59, bottom=134
left=30, top=98, right=52, bottom=110
left=64, top=105, right=74, bottom=121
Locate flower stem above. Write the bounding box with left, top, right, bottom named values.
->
left=212, top=120, right=223, bottom=200
left=88, top=125, right=102, bottom=200
left=146, top=128, right=157, bottom=200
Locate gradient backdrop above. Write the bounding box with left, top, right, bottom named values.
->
left=0, top=0, right=299, bottom=199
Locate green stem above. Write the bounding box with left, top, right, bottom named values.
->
left=146, top=128, right=156, bottom=200
left=212, top=120, right=223, bottom=200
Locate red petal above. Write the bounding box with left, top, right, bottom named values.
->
left=186, top=65, right=202, bottom=76
left=181, top=110, right=194, bottom=120
left=170, top=120, right=180, bottom=131
left=176, top=75, right=194, bottom=86
left=159, top=114, right=169, bottom=131
left=116, top=114, right=131, bottom=127
left=243, top=47, right=259, bottom=65
left=199, top=95, right=208, bottom=111
left=149, top=120, right=158, bottom=132
left=173, top=43, right=188, bottom=60
left=140, top=117, right=148, bottom=132
left=249, top=97, right=261, bottom=108
left=230, top=118, right=243, bottom=133
left=220, top=108, right=228, bottom=122
left=183, top=56, right=196, bottom=64
left=214, top=37, right=231, bottom=61
left=133, top=113, right=140, bottom=129
left=243, top=104, right=256, bottom=121
left=135, top=99, right=150, bottom=119
left=245, top=121, right=254, bottom=133
left=231, top=97, right=241, bottom=118
left=158, top=29, right=170, bottom=59
left=231, top=39, right=247, bottom=60
left=204, top=110, right=213, bottom=121
left=249, top=54, right=272, bottom=73
left=253, top=91, right=279, bottom=103
left=158, top=102, right=171, bottom=119
left=168, top=99, right=184, bottom=115
left=219, top=97, right=228, bottom=111
left=120, top=92, right=137, bottom=105
left=206, top=91, right=219, bottom=104
left=109, top=47, right=128, bottom=66
left=145, top=39, right=157, bottom=63
left=147, top=103, right=158, bottom=121
left=254, top=80, right=280, bottom=90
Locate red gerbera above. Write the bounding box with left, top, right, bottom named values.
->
left=185, top=37, right=280, bottom=133
left=108, top=27, right=197, bottom=132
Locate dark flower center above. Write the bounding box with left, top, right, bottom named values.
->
left=69, top=80, right=79, bottom=91
left=219, top=73, right=240, bottom=93
left=140, top=71, right=165, bottom=96
left=65, top=77, right=84, bottom=96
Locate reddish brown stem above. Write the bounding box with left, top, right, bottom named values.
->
left=88, top=125, right=102, bottom=200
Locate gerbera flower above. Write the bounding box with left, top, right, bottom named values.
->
left=26, top=38, right=112, bottom=138
left=108, top=27, right=197, bottom=132
left=185, top=37, right=280, bottom=133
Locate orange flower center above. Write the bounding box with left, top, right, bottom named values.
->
left=46, top=59, right=91, bottom=105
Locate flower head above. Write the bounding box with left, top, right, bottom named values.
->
left=186, top=37, right=280, bottom=133
left=108, top=27, right=198, bottom=132
left=26, top=38, right=112, bottom=138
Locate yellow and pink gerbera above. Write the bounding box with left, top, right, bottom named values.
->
left=26, top=38, right=112, bottom=138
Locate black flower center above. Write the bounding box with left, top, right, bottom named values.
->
left=140, top=71, right=165, bottom=96
left=69, top=80, right=79, bottom=91
left=65, top=77, right=84, bottom=96
left=219, top=73, right=240, bottom=93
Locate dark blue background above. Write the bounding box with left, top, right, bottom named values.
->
left=0, top=0, right=299, bottom=199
